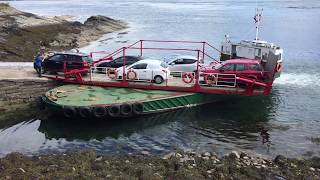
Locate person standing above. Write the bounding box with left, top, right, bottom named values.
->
left=34, top=52, right=43, bottom=77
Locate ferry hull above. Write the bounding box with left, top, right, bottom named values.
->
left=43, top=84, right=230, bottom=119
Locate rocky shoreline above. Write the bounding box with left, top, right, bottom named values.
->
left=0, top=3, right=127, bottom=62
left=0, top=150, right=319, bottom=179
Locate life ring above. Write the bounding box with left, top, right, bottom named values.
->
left=107, top=68, right=117, bottom=79
left=182, top=72, right=194, bottom=84
left=108, top=105, right=121, bottom=117
left=63, top=106, right=77, bottom=119
left=92, top=106, right=107, bottom=118
left=276, top=63, right=282, bottom=72
left=204, top=74, right=216, bottom=85
left=78, top=107, right=92, bottom=119
left=132, top=102, right=144, bottom=115
left=127, top=69, right=137, bottom=80
left=120, top=103, right=132, bottom=116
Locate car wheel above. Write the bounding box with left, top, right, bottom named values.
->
left=40, top=67, right=46, bottom=74
left=154, top=75, right=164, bottom=84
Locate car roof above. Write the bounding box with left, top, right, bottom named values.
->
left=225, top=59, right=260, bottom=64
left=135, top=59, right=163, bottom=64
left=173, top=55, right=198, bottom=60
left=54, top=51, right=89, bottom=56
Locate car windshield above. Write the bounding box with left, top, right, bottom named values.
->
left=82, top=56, right=93, bottom=63
left=161, top=62, right=168, bottom=68
left=213, top=62, right=225, bottom=69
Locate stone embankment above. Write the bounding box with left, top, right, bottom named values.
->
left=0, top=3, right=127, bottom=62
left=0, top=150, right=319, bottom=179
left=0, top=79, right=58, bottom=106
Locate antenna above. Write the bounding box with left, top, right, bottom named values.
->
left=254, top=8, right=263, bottom=41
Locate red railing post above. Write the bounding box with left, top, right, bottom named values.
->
left=202, top=42, right=205, bottom=63
left=140, top=40, right=143, bottom=56
left=122, top=47, right=126, bottom=83
left=195, top=50, right=200, bottom=89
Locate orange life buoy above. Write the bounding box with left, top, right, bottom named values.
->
left=276, top=63, right=282, bottom=72
left=205, top=74, right=216, bottom=85
left=182, top=72, right=195, bottom=84
left=107, top=68, right=117, bottom=79
left=127, top=69, right=137, bottom=80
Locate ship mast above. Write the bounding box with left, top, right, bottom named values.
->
left=254, top=8, right=263, bottom=41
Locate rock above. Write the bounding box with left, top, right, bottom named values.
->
left=125, top=160, right=130, bottom=163
left=274, top=155, right=287, bottom=166
left=203, top=152, right=211, bottom=157
left=202, top=156, right=209, bottom=160
left=310, top=167, right=315, bottom=171
left=243, top=156, right=250, bottom=160
left=72, top=167, right=76, bottom=171
left=207, top=170, right=213, bottom=174
left=18, top=168, right=26, bottom=173
left=175, top=153, right=183, bottom=158
left=162, top=152, right=175, bottom=160
left=95, top=156, right=103, bottom=161
left=261, top=165, right=267, bottom=168
left=229, top=151, right=240, bottom=159
left=188, top=165, right=193, bottom=169
left=290, top=163, right=297, bottom=168
left=141, top=151, right=150, bottom=155
left=192, top=163, right=197, bottom=167
left=240, top=152, right=248, bottom=158
left=179, top=157, right=195, bottom=164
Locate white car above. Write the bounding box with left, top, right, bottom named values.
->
left=116, top=59, right=170, bottom=84
left=167, top=55, right=202, bottom=73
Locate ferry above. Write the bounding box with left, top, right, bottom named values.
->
left=41, top=9, right=283, bottom=119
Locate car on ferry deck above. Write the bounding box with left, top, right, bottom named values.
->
left=95, top=55, right=145, bottom=73
left=167, top=55, right=203, bottom=73
left=41, top=52, right=93, bottom=74
left=200, top=59, right=266, bottom=81
left=116, top=59, right=170, bottom=84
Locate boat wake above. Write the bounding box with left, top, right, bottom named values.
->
left=274, top=73, right=320, bottom=87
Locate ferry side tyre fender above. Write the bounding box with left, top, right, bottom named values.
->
left=78, top=107, right=92, bottom=119
left=92, top=106, right=107, bottom=118
left=132, top=102, right=144, bottom=115
left=63, top=106, right=77, bottom=119
left=120, top=103, right=133, bottom=116
left=182, top=72, right=194, bottom=84
left=108, top=105, right=121, bottom=117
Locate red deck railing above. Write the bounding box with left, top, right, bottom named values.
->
left=42, top=39, right=274, bottom=96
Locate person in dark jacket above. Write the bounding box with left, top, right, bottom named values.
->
left=34, top=53, right=43, bottom=77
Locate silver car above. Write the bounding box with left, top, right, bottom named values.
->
left=167, top=55, right=202, bottom=73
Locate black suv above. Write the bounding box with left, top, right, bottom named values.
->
left=41, top=52, right=93, bottom=74
left=95, top=56, right=144, bottom=72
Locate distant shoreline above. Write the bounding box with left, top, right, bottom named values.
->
left=0, top=3, right=128, bottom=62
